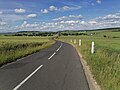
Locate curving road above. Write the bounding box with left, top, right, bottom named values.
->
left=0, top=41, right=90, bottom=90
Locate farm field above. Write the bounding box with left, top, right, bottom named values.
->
left=58, top=30, right=120, bottom=90
left=0, top=36, right=55, bottom=66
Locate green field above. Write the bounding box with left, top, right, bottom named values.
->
left=58, top=31, right=120, bottom=90
left=0, top=36, right=55, bottom=66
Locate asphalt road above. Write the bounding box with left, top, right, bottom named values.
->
left=0, top=41, right=90, bottom=90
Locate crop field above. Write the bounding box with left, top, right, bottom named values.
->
left=58, top=30, right=120, bottom=90
left=0, top=36, right=55, bottom=66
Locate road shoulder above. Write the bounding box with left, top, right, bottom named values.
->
left=72, top=44, right=101, bottom=90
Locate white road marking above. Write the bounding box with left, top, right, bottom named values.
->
left=56, top=48, right=60, bottom=52
left=56, top=43, right=62, bottom=52
left=48, top=52, right=56, bottom=60
left=13, top=65, right=43, bottom=90
left=48, top=43, right=62, bottom=60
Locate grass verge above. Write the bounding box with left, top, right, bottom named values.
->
left=0, top=36, right=55, bottom=66
left=58, top=31, right=120, bottom=90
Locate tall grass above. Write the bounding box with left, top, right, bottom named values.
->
left=58, top=31, right=120, bottom=90
left=0, top=36, right=55, bottom=66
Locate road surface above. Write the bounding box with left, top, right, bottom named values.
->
left=0, top=41, right=90, bottom=90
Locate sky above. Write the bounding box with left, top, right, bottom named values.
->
left=0, top=0, right=120, bottom=32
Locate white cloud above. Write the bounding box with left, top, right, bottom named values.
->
left=49, top=6, right=57, bottom=11
left=0, top=17, right=11, bottom=32
left=62, top=6, right=70, bottom=11
left=0, top=11, right=3, bottom=14
left=85, top=12, right=120, bottom=29
left=60, top=5, right=81, bottom=11
left=41, top=9, right=49, bottom=14
left=81, top=21, right=86, bottom=24
left=65, top=20, right=80, bottom=24
left=88, top=21, right=97, bottom=25
left=41, top=6, right=57, bottom=14
left=69, top=15, right=83, bottom=19
left=40, top=5, right=81, bottom=14
left=0, top=22, right=7, bottom=26
left=27, top=14, right=37, bottom=18
left=14, top=8, right=26, bottom=13
left=97, top=0, right=101, bottom=4
left=53, top=16, right=68, bottom=21
left=53, top=15, right=83, bottom=21
left=59, top=20, right=80, bottom=24
left=0, top=13, right=27, bottom=32
left=16, top=21, right=39, bottom=30
left=23, top=21, right=27, bottom=25
left=0, top=14, right=26, bottom=22
left=103, top=14, right=120, bottom=20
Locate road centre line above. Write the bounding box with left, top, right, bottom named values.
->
left=48, top=52, right=56, bottom=60
left=13, top=65, right=43, bottom=90
left=48, top=43, right=62, bottom=60
left=56, top=43, right=62, bottom=52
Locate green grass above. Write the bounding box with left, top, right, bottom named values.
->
left=58, top=31, right=120, bottom=90
left=0, top=36, right=55, bottom=66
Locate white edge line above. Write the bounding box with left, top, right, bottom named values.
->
left=13, top=65, right=43, bottom=90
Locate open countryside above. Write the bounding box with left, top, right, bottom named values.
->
left=0, top=0, right=120, bottom=90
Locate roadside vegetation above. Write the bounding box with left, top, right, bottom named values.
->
left=0, top=36, right=55, bottom=66
left=58, top=30, right=120, bottom=90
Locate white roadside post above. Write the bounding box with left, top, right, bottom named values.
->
left=70, top=39, right=72, bottom=43
left=79, top=39, right=82, bottom=46
left=91, top=41, right=95, bottom=54
left=74, top=39, right=76, bottom=44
